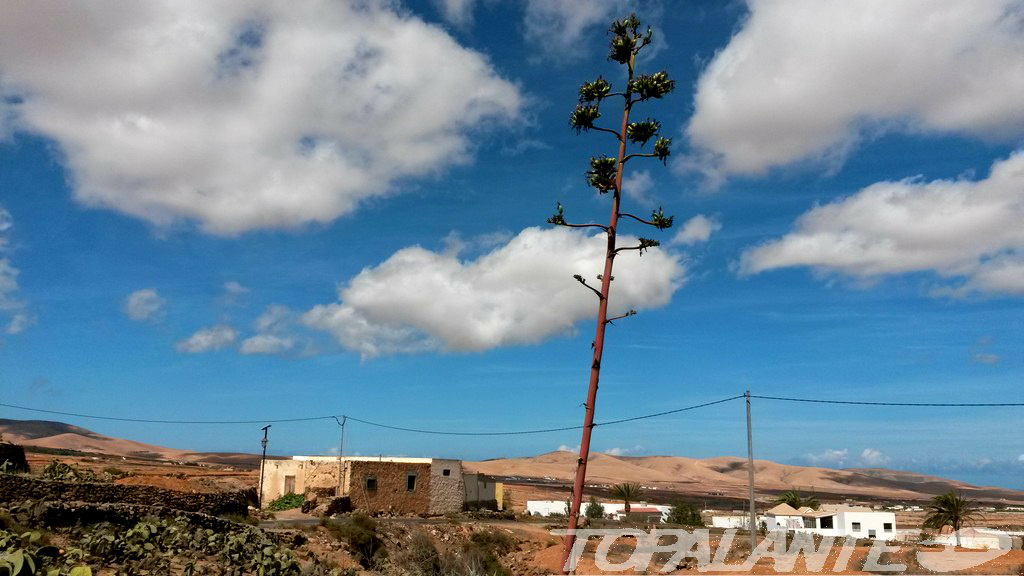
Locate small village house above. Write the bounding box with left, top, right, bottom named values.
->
left=764, top=503, right=896, bottom=539
left=260, top=456, right=501, bottom=515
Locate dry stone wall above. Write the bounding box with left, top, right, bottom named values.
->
left=347, top=461, right=432, bottom=515
left=0, top=474, right=252, bottom=516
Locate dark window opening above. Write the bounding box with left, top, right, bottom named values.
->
left=407, top=473, right=417, bottom=491
left=883, top=523, right=893, bottom=532
left=868, top=529, right=877, bottom=538
left=820, top=516, right=834, bottom=529
left=442, top=469, right=451, bottom=477
left=852, top=522, right=861, bottom=531
left=802, top=517, right=815, bottom=528
left=366, top=476, right=377, bottom=492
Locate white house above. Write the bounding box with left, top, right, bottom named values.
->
left=526, top=500, right=671, bottom=522
left=764, top=503, right=896, bottom=539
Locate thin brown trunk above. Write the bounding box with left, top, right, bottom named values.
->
left=560, top=54, right=634, bottom=575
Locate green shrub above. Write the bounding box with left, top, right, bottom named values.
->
left=325, top=514, right=388, bottom=569
left=399, top=532, right=441, bottom=576
left=585, top=496, right=605, bottom=519
left=667, top=501, right=704, bottom=526
left=268, top=492, right=304, bottom=511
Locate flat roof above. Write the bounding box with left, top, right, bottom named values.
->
left=292, top=456, right=446, bottom=464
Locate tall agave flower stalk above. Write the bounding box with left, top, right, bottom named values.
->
left=548, top=14, right=676, bottom=574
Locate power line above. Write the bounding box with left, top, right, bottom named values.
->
left=750, top=395, right=1024, bottom=407
left=0, top=395, right=744, bottom=435
left=596, top=395, right=745, bottom=426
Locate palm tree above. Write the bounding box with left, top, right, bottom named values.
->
left=775, top=490, right=819, bottom=510
left=923, top=491, right=980, bottom=547
left=610, top=482, right=642, bottom=514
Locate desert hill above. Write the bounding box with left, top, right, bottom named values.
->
left=467, top=451, right=1024, bottom=504
left=0, top=418, right=262, bottom=467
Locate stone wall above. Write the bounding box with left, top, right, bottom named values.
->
left=430, top=459, right=464, bottom=514
left=0, top=474, right=251, bottom=516
left=347, top=461, right=432, bottom=515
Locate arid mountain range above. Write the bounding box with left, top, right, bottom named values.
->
left=3, top=418, right=1021, bottom=503
left=468, top=451, right=1024, bottom=504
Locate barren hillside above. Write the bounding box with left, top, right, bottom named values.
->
left=467, top=451, right=1024, bottom=504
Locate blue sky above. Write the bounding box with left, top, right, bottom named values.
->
left=1, top=1, right=1022, bottom=489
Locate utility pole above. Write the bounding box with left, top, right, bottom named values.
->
left=258, top=424, right=271, bottom=508
left=334, top=416, right=346, bottom=497
left=745, top=391, right=756, bottom=552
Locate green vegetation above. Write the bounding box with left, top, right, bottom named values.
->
left=775, top=490, right=819, bottom=510
left=584, top=496, right=605, bottom=519
left=0, top=524, right=89, bottom=575
left=610, top=482, right=642, bottom=514
left=324, top=514, right=388, bottom=569
left=267, top=492, right=304, bottom=511
left=41, top=460, right=97, bottom=483
left=666, top=501, right=704, bottom=526
left=923, top=491, right=980, bottom=547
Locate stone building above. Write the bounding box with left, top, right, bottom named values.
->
left=260, top=456, right=499, bottom=515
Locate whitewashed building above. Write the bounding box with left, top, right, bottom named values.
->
left=526, top=500, right=670, bottom=522
left=764, top=503, right=896, bottom=539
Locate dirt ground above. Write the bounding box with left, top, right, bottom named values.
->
left=25, top=451, right=258, bottom=493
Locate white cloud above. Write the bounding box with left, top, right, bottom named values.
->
left=303, top=226, right=685, bottom=359
left=176, top=324, right=238, bottom=353
left=687, top=0, right=1024, bottom=178
left=222, top=281, right=249, bottom=304
left=240, top=304, right=300, bottom=356
left=123, top=288, right=166, bottom=321
left=240, top=334, right=294, bottom=355
left=0, top=207, right=31, bottom=335
left=523, top=0, right=627, bottom=59
left=622, top=170, right=655, bottom=206
left=740, top=152, right=1024, bottom=295
left=859, top=448, right=890, bottom=467
left=671, top=214, right=720, bottom=246
left=433, top=0, right=476, bottom=26
left=603, top=445, right=643, bottom=457
left=0, top=2, right=521, bottom=235
left=1018, top=454, right=1024, bottom=463
left=804, top=448, right=848, bottom=466
left=557, top=444, right=580, bottom=453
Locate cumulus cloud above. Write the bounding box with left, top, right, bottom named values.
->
left=803, top=448, right=849, bottom=467
left=671, top=215, right=720, bottom=246
left=239, top=305, right=301, bottom=356
left=859, top=448, right=890, bottom=467
left=123, top=289, right=166, bottom=321
left=0, top=1, right=521, bottom=234
left=0, top=207, right=31, bottom=335
left=303, top=227, right=685, bottom=359
left=240, top=334, right=294, bottom=355
left=557, top=444, right=580, bottom=453
left=622, top=170, right=655, bottom=206
left=433, top=0, right=476, bottom=26
left=523, top=0, right=627, bottom=59
left=176, top=324, right=238, bottom=353
left=687, top=0, right=1024, bottom=178
left=740, top=152, right=1024, bottom=295
left=221, top=281, right=249, bottom=306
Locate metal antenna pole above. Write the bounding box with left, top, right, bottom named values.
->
left=745, top=391, right=757, bottom=552
left=258, top=425, right=271, bottom=508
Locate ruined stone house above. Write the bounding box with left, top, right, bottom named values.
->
left=260, top=456, right=500, bottom=515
